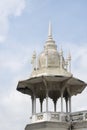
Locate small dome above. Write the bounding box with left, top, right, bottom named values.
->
left=38, top=49, right=60, bottom=69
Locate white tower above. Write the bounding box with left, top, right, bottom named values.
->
left=17, top=23, right=87, bottom=130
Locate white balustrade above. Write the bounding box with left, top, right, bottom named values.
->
left=30, top=111, right=87, bottom=124
left=70, top=111, right=87, bottom=122
left=30, top=112, right=67, bottom=123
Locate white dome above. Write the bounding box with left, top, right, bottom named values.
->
left=38, top=49, right=60, bottom=69
left=38, top=23, right=61, bottom=69
left=30, top=22, right=72, bottom=78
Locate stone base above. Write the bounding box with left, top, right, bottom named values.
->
left=25, top=121, right=70, bottom=130
left=72, top=121, right=87, bottom=130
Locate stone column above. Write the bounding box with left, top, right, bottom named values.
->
left=61, top=91, right=63, bottom=113
left=65, top=97, right=68, bottom=114
left=33, top=94, right=36, bottom=114
left=40, top=102, right=43, bottom=112
left=40, top=98, right=43, bottom=113
left=69, top=96, right=71, bottom=113
left=46, top=89, right=49, bottom=112
left=53, top=99, right=57, bottom=112
left=54, top=101, right=57, bottom=112
left=31, top=96, right=34, bottom=114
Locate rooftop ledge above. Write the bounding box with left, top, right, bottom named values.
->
left=30, top=67, right=72, bottom=78
left=30, top=111, right=87, bottom=124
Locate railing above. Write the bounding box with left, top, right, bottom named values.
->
left=30, top=112, right=67, bottom=123
left=30, top=111, right=87, bottom=123
left=70, top=110, right=87, bottom=122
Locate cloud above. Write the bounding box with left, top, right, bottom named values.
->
left=0, top=41, right=32, bottom=73
left=0, top=0, right=26, bottom=43
left=0, top=88, right=31, bottom=130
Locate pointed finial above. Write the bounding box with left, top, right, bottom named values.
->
left=65, top=58, right=68, bottom=71
left=59, top=46, right=63, bottom=69
left=59, top=46, right=63, bottom=56
left=67, top=50, right=71, bottom=72
left=68, top=51, right=71, bottom=61
left=31, top=50, right=37, bottom=70
left=45, top=21, right=57, bottom=50
left=48, top=21, right=53, bottom=39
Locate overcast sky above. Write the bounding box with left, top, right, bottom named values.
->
left=0, top=0, right=87, bottom=130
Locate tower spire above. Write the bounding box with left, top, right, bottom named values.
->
left=48, top=21, right=53, bottom=40
left=45, top=21, right=57, bottom=50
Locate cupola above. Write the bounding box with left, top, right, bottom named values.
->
left=31, top=22, right=72, bottom=77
